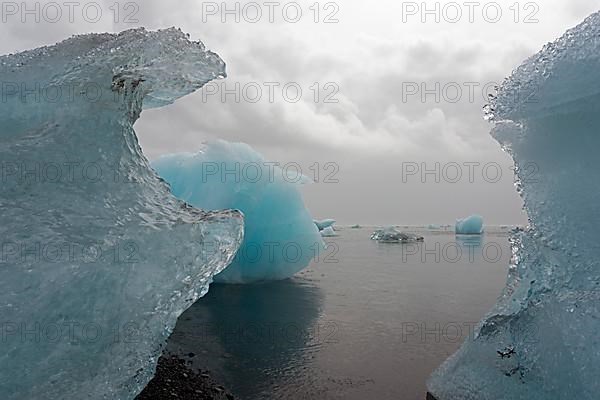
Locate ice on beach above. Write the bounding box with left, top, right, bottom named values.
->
left=314, top=219, right=336, bottom=231
left=454, top=215, right=484, bottom=235
left=153, top=140, right=324, bottom=283
left=428, top=11, right=600, bottom=400
left=0, top=29, right=243, bottom=399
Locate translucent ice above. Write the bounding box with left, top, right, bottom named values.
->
left=152, top=140, right=324, bottom=283
left=455, top=215, right=484, bottom=235
left=314, top=219, right=336, bottom=231
left=0, top=29, right=243, bottom=399
left=320, top=226, right=338, bottom=237
left=428, top=11, right=600, bottom=400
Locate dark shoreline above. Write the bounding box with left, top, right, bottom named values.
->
left=137, top=354, right=440, bottom=400
left=136, top=354, right=235, bottom=400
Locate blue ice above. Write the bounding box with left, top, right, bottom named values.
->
left=428, top=11, right=600, bottom=400
left=314, top=219, right=336, bottom=231
left=153, top=140, right=324, bottom=283
left=455, top=215, right=484, bottom=235
left=0, top=28, right=242, bottom=399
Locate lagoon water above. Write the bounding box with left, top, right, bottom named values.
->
left=166, top=227, right=511, bottom=399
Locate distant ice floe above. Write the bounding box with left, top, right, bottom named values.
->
left=314, top=219, right=336, bottom=231
left=371, top=227, right=424, bottom=243
left=320, top=226, right=338, bottom=237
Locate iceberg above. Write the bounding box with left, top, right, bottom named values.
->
left=371, top=227, right=423, bottom=243
left=0, top=29, right=243, bottom=399
left=455, top=215, right=484, bottom=235
left=428, top=11, right=600, bottom=400
left=314, top=218, right=336, bottom=231
left=153, top=140, right=324, bottom=283
left=320, top=226, right=338, bottom=237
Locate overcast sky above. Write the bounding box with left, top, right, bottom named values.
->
left=2, top=1, right=597, bottom=225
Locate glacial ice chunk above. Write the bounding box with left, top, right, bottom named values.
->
left=428, top=11, right=600, bottom=400
left=0, top=29, right=243, bottom=400
left=152, top=140, right=324, bottom=283
left=455, top=215, right=484, bottom=235
left=314, top=219, right=336, bottom=231
left=371, top=227, right=423, bottom=243
left=320, top=226, right=338, bottom=237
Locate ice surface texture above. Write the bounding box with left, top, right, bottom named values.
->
left=0, top=29, right=243, bottom=399
left=153, top=140, right=323, bottom=283
left=428, top=12, right=600, bottom=400
left=455, top=215, right=484, bottom=235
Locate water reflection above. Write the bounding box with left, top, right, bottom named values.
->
left=165, top=230, right=508, bottom=400
left=455, top=234, right=483, bottom=248
left=167, top=279, right=324, bottom=399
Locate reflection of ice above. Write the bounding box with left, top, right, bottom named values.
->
left=455, top=234, right=483, bottom=249
left=166, top=280, right=324, bottom=399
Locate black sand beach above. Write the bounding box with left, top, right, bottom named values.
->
left=136, top=355, right=235, bottom=400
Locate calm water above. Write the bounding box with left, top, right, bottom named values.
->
left=167, top=227, right=511, bottom=400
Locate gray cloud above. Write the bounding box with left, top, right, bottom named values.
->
left=3, top=1, right=598, bottom=225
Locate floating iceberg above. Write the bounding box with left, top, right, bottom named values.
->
left=0, top=29, right=243, bottom=399
left=314, top=218, right=336, bottom=231
left=455, top=215, right=484, bottom=235
left=371, top=227, right=423, bottom=243
left=153, top=140, right=324, bottom=283
left=320, top=226, right=338, bottom=237
left=428, top=11, right=600, bottom=400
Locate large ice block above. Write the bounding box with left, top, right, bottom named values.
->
left=428, top=11, right=600, bottom=400
left=0, top=29, right=243, bottom=399
left=153, top=140, right=324, bottom=283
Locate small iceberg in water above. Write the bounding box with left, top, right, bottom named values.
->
left=455, top=215, right=484, bottom=235
left=320, top=226, right=338, bottom=237
left=314, top=219, right=336, bottom=231
left=371, top=227, right=424, bottom=243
